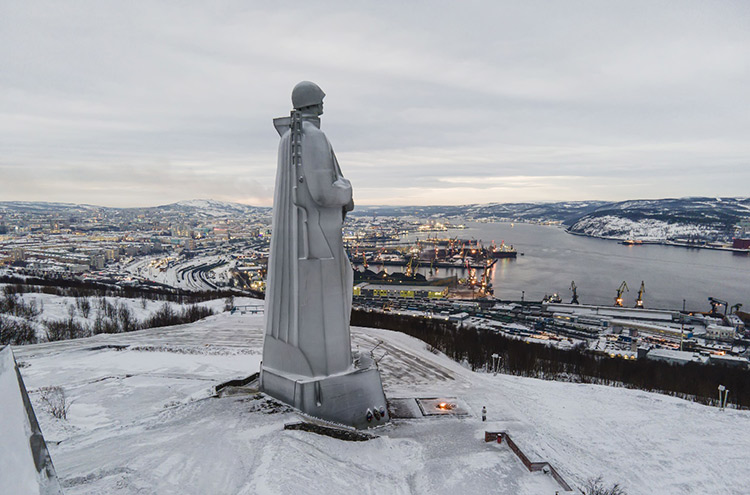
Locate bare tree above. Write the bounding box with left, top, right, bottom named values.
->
left=38, top=386, right=72, bottom=420
left=224, top=295, right=235, bottom=312
left=0, top=315, right=37, bottom=345
left=118, top=302, right=137, bottom=333
left=76, top=296, right=91, bottom=318
left=580, top=477, right=626, bottom=495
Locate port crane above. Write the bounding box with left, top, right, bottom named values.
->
left=476, top=267, right=493, bottom=297
left=570, top=281, right=579, bottom=305
left=405, top=255, right=420, bottom=278
left=614, top=281, right=629, bottom=307
left=731, top=303, right=743, bottom=314
left=634, top=281, right=645, bottom=308
left=708, top=297, right=728, bottom=316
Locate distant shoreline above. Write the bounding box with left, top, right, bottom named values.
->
left=563, top=227, right=750, bottom=254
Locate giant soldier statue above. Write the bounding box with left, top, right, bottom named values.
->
left=259, top=81, right=388, bottom=428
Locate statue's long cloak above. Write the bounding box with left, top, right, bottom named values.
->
left=263, top=118, right=354, bottom=378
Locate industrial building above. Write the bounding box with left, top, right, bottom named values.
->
left=353, top=283, right=448, bottom=299
left=706, top=324, right=736, bottom=341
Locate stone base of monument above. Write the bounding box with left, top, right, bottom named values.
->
left=0, top=346, right=63, bottom=495
left=259, top=353, right=388, bottom=429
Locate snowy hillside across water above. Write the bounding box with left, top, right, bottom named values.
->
left=9, top=311, right=750, bottom=495
left=568, top=215, right=720, bottom=241
left=566, top=197, right=750, bottom=241
left=350, top=197, right=750, bottom=242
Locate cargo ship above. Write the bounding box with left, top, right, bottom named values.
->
left=490, top=240, right=518, bottom=258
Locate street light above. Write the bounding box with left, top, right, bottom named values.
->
left=680, top=299, right=687, bottom=351
left=491, top=353, right=500, bottom=376
left=718, top=384, right=729, bottom=410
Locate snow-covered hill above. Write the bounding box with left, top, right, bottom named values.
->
left=0, top=199, right=269, bottom=219
left=9, top=312, right=750, bottom=495
left=155, top=199, right=269, bottom=218
left=353, top=197, right=750, bottom=242
left=568, top=215, right=720, bottom=241
left=567, top=197, right=750, bottom=240
left=352, top=201, right=609, bottom=223
left=0, top=201, right=103, bottom=214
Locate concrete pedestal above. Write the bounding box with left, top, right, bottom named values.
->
left=260, top=353, right=388, bottom=429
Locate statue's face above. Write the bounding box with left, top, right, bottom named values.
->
left=300, top=102, right=323, bottom=116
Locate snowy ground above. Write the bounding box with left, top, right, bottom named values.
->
left=10, top=312, right=750, bottom=495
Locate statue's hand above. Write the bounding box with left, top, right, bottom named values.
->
left=333, top=177, right=351, bottom=189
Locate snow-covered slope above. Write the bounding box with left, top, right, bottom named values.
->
left=156, top=199, right=269, bottom=218
left=568, top=215, right=719, bottom=240
left=0, top=201, right=102, bottom=214
left=351, top=201, right=609, bottom=223
left=355, top=197, right=750, bottom=241
left=568, top=197, right=750, bottom=240
left=10, top=312, right=750, bottom=495
left=1, top=287, right=255, bottom=342
left=0, top=199, right=270, bottom=219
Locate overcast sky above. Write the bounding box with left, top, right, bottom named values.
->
left=1, top=1, right=749, bottom=207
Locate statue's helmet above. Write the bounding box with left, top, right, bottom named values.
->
left=292, top=81, right=325, bottom=109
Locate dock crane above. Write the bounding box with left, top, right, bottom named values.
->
left=570, top=281, right=579, bottom=305
left=480, top=267, right=493, bottom=296
left=634, top=281, right=645, bottom=308
left=731, top=303, right=743, bottom=314
left=614, top=281, right=629, bottom=307
left=708, top=297, right=728, bottom=316
left=405, top=255, right=420, bottom=278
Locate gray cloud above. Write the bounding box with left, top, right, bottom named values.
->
left=1, top=1, right=749, bottom=206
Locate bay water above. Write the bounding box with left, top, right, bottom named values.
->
left=406, top=222, right=749, bottom=312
